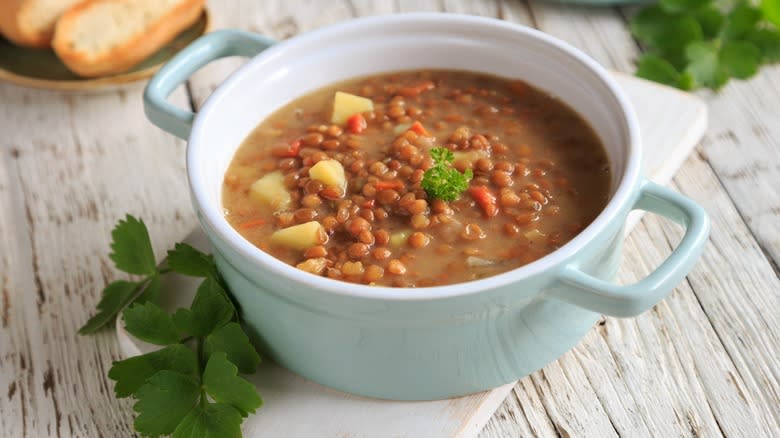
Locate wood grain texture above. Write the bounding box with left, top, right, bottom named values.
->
left=0, top=83, right=194, bottom=436
left=1, top=0, right=779, bottom=436
left=696, top=71, right=780, bottom=268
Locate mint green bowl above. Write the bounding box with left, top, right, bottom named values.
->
left=144, top=14, right=709, bottom=401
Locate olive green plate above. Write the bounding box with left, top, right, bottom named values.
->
left=0, top=9, right=210, bottom=91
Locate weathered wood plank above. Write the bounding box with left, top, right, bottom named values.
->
left=664, top=153, right=780, bottom=432
left=696, top=70, right=780, bottom=268
left=348, top=0, right=398, bottom=15
left=187, top=0, right=359, bottom=108
left=0, top=82, right=193, bottom=436
left=521, top=1, right=638, bottom=72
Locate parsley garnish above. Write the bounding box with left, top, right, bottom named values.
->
left=81, top=215, right=261, bottom=437
left=631, top=0, right=780, bottom=90
left=421, top=147, right=473, bottom=201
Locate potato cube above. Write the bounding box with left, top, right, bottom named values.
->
left=270, top=221, right=327, bottom=251
left=296, top=257, right=328, bottom=275
left=393, top=123, right=411, bottom=135
left=524, top=229, right=547, bottom=241
left=390, top=230, right=410, bottom=247
left=331, top=91, right=374, bottom=124
left=249, top=171, right=291, bottom=212
left=453, top=150, right=488, bottom=162
left=309, top=159, right=346, bottom=189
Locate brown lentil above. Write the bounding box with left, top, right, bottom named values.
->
left=363, top=264, right=385, bottom=282
left=408, top=232, right=431, bottom=248
left=371, top=247, right=391, bottom=260
left=358, top=229, right=375, bottom=245
left=374, top=229, right=390, bottom=245
left=304, top=245, right=328, bottom=258
left=387, top=259, right=407, bottom=275
left=347, top=217, right=370, bottom=235
left=301, top=194, right=322, bottom=208
left=491, top=170, right=513, bottom=187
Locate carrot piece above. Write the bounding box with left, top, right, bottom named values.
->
left=239, top=219, right=267, bottom=229
left=409, top=121, right=428, bottom=136
left=277, top=139, right=302, bottom=158
left=469, top=186, right=499, bottom=217
left=346, top=113, right=367, bottom=134
left=398, top=80, right=435, bottom=97
left=374, top=180, right=404, bottom=190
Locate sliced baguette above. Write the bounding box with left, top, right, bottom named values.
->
left=0, top=0, right=82, bottom=48
left=51, top=0, right=205, bottom=77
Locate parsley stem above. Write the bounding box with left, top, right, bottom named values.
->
left=196, top=337, right=205, bottom=369
left=200, top=389, right=208, bottom=409
left=196, top=336, right=208, bottom=408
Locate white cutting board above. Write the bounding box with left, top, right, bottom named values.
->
left=117, top=72, right=707, bottom=438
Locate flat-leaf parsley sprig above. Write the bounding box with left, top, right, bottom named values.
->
left=421, top=147, right=473, bottom=201
left=631, top=0, right=780, bottom=90
left=81, top=215, right=261, bottom=437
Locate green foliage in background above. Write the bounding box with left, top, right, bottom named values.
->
left=631, top=0, right=780, bottom=90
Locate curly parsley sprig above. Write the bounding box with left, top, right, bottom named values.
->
left=421, top=147, right=473, bottom=201
left=81, top=215, right=261, bottom=437
left=631, top=0, right=780, bottom=90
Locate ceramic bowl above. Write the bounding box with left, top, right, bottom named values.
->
left=144, top=14, right=709, bottom=400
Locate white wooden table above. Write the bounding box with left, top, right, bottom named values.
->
left=1, top=1, right=778, bottom=437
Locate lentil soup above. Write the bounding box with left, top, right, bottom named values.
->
left=222, top=70, right=611, bottom=287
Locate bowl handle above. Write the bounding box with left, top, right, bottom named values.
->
left=144, top=29, right=276, bottom=139
left=550, top=179, right=710, bottom=317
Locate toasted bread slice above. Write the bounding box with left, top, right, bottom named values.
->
left=52, top=0, right=205, bottom=77
left=0, top=0, right=82, bottom=48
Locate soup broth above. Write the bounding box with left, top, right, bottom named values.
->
left=222, top=70, right=611, bottom=287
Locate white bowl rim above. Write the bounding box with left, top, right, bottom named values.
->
left=188, top=13, right=642, bottom=301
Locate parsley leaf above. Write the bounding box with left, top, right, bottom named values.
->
left=79, top=280, right=145, bottom=334
left=80, top=215, right=161, bottom=333
left=693, top=6, right=725, bottom=39
left=173, top=277, right=234, bottom=338
left=720, top=41, right=762, bottom=79
left=631, top=0, right=780, bottom=90
left=763, top=0, right=780, bottom=27
left=136, top=273, right=162, bottom=304
left=631, top=6, right=703, bottom=67
left=203, top=352, right=263, bottom=417
left=133, top=370, right=200, bottom=437
left=745, top=28, right=780, bottom=61
left=85, top=215, right=263, bottom=436
left=109, top=344, right=198, bottom=398
left=636, top=53, right=694, bottom=90
left=205, top=322, right=261, bottom=374
left=685, top=40, right=761, bottom=89
left=660, top=0, right=709, bottom=14
left=167, top=243, right=216, bottom=277
left=685, top=41, right=729, bottom=89
left=421, top=147, right=473, bottom=201
left=123, top=301, right=181, bottom=345
left=722, top=1, right=762, bottom=41
left=110, top=215, right=157, bottom=275
left=173, top=403, right=243, bottom=438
